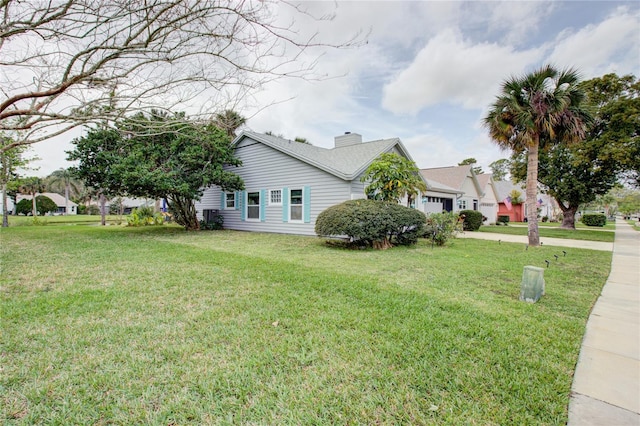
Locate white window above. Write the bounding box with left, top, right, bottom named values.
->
left=269, top=189, right=282, bottom=205
left=247, top=192, right=260, bottom=220
left=458, top=199, right=467, bottom=210
left=225, top=192, right=235, bottom=209
left=290, top=189, right=303, bottom=221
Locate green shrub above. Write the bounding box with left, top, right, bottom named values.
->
left=200, top=214, right=224, bottom=230
left=127, top=206, right=163, bottom=227
left=497, top=215, right=510, bottom=224
left=459, top=210, right=483, bottom=231
left=15, top=196, right=58, bottom=215
left=423, top=212, right=462, bottom=246
left=315, top=199, right=426, bottom=249
left=581, top=213, right=606, bottom=227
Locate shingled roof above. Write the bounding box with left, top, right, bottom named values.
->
left=234, top=131, right=414, bottom=181
left=420, top=164, right=484, bottom=196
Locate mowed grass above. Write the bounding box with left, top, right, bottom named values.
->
left=6, top=214, right=123, bottom=226
left=1, top=225, right=612, bottom=424
left=479, top=224, right=615, bottom=242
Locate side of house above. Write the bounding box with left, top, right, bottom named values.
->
left=476, top=173, right=499, bottom=223
left=196, top=132, right=416, bottom=236
left=420, top=165, right=484, bottom=213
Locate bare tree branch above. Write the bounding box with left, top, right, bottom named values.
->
left=0, top=0, right=364, bottom=152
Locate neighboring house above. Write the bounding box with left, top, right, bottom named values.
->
left=418, top=177, right=462, bottom=214
left=195, top=131, right=421, bottom=236
left=0, top=197, right=15, bottom=215
left=493, top=181, right=560, bottom=222
left=106, top=197, right=157, bottom=215
left=475, top=173, right=499, bottom=223
left=420, top=165, right=484, bottom=212
left=16, top=192, right=78, bottom=215
left=494, top=181, right=525, bottom=222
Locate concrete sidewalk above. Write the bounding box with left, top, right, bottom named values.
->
left=568, top=218, right=640, bottom=425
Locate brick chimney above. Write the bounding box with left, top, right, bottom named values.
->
left=334, top=132, right=363, bottom=148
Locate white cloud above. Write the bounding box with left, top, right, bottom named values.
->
left=484, top=1, right=556, bottom=46
left=547, top=6, right=640, bottom=77
left=381, top=29, right=542, bottom=114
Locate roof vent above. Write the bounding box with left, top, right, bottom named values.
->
left=334, top=132, right=362, bottom=148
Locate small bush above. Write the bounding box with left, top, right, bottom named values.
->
left=200, top=214, right=224, bottom=230
left=581, top=213, right=606, bottom=227
left=423, top=212, right=462, bottom=246
left=459, top=210, right=483, bottom=231
left=497, top=215, right=510, bottom=225
left=542, top=216, right=549, bottom=222
left=315, top=199, right=426, bottom=249
left=127, top=206, right=163, bottom=226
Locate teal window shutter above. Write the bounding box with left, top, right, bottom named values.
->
left=303, top=186, right=311, bottom=223
left=220, top=192, right=225, bottom=210
left=235, top=191, right=240, bottom=210
left=240, top=191, right=246, bottom=221
left=260, top=189, right=266, bottom=222
left=282, top=187, right=289, bottom=222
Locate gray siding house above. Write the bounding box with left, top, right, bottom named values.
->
left=195, top=131, right=417, bottom=236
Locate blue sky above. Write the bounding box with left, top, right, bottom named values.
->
left=33, top=1, right=639, bottom=177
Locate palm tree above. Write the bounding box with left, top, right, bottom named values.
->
left=45, top=168, right=84, bottom=215
left=484, top=65, right=591, bottom=246
left=18, top=176, right=45, bottom=216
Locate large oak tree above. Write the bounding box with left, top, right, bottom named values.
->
left=68, top=112, right=244, bottom=230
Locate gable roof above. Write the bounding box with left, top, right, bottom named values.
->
left=233, top=131, right=416, bottom=181
left=493, top=180, right=525, bottom=202
left=420, top=164, right=484, bottom=197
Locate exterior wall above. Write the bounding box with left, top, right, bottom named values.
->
left=479, top=183, right=498, bottom=223
left=457, top=177, right=480, bottom=211
left=497, top=203, right=524, bottom=222
left=196, top=139, right=353, bottom=236
left=419, top=190, right=457, bottom=214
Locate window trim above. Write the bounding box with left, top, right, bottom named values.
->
left=289, top=188, right=303, bottom=222
left=224, top=192, right=236, bottom=210
left=269, top=189, right=282, bottom=206
left=246, top=191, right=261, bottom=221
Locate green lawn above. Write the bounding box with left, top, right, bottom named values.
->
left=479, top=224, right=615, bottom=242
left=1, top=225, right=612, bottom=424
left=6, top=214, right=124, bottom=226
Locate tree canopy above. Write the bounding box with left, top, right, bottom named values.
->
left=68, top=111, right=244, bottom=230
left=458, top=158, right=483, bottom=175
left=488, top=159, right=510, bottom=181
left=361, top=153, right=426, bottom=207
left=484, top=65, right=591, bottom=245
left=511, top=73, right=639, bottom=228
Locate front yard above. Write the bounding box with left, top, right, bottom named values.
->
left=1, top=225, right=612, bottom=424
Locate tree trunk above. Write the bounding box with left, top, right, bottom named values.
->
left=64, top=183, right=70, bottom=215
left=100, top=193, right=106, bottom=226
left=372, top=238, right=393, bottom=250
left=32, top=192, right=37, bottom=217
left=526, top=140, right=540, bottom=246
left=2, top=182, right=8, bottom=227
left=557, top=199, right=578, bottom=229
left=168, top=195, right=199, bottom=230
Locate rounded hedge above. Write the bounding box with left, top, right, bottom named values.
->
left=315, top=199, right=426, bottom=248
left=459, top=209, right=483, bottom=231
left=581, top=213, right=606, bottom=227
